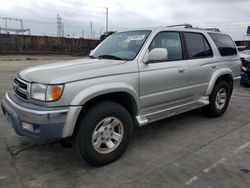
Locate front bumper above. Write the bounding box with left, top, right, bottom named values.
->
left=1, top=92, right=82, bottom=140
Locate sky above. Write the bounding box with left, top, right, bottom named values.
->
left=0, top=0, right=250, bottom=40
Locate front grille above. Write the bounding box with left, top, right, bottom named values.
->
left=13, top=77, right=29, bottom=101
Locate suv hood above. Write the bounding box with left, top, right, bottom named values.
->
left=19, top=58, right=126, bottom=84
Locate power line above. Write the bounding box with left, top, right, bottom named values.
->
left=8, top=0, right=105, bottom=18
left=59, top=0, right=107, bottom=9
left=0, top=16, right=31, bottom=35
left=193, top=19, right=250, bottom=26
left=9, top=0, right=109, bottom=33
left=27, top=0, right=106, bottom=14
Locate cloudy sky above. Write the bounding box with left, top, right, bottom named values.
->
left=0, top=0, right=250, bottom=40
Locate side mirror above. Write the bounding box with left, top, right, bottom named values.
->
left=145, top=48, right=168, bottom=63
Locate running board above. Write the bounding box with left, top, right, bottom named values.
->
left=136, top=97, right=209, bottom=126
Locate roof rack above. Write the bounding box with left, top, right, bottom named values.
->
left=166, top=24, right=221, bottom=32
left=167, top=24, right=193, bottom=28
left=204, top=28, right=221, bottom=32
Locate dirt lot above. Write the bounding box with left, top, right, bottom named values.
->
left=0, top=56, right=250, bottom=188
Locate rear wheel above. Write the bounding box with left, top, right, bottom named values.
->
left=73, top=101, right=133, bottom=166
left=204, top=81, right=230, bottom=117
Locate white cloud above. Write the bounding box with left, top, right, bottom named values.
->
left=0, top=0, right=249, bottom=40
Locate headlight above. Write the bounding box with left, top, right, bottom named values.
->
left=31, top=83, right=47, bottom=101
left=31, top=83, right=64, bottom=101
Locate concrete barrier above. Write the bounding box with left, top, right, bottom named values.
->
left=0, top=34, right=100, bottom=55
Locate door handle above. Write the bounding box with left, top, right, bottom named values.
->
left=178, top=69, right=186, bottom=73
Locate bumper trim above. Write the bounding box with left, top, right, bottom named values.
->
left=5, top=93, right=68, bottom=115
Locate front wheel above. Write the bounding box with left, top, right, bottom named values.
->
left=73, top=101, right=133, bottom=166
left=204, top=81, right=231, bottom=117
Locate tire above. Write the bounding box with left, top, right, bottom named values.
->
left=60, top=140, right=72, bottom=148
left=73, top=101, right=133, bottom=166
left=204, top=80, right=231, bottom=117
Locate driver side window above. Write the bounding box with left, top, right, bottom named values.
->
left=149, top=32, right=183, bottom=61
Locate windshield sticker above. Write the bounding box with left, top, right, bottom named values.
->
left=127, top=35, right=146, bottom=41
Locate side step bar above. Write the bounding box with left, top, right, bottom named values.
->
left=136, top=97, right=209, bottom=126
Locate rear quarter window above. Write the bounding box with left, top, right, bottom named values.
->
left=208, top=33, right=237, bottom=56
left=184, top=32, right=213, bottom=59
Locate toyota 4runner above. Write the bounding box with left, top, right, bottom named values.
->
left=1, top=25, right=241, bottom=166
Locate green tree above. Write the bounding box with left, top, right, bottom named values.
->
left=100, top=31, right=116, bottom=41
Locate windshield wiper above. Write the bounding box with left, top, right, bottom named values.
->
left=98, top=54, right=122, bottom=60
left=87, top=55, right=96, bottom=59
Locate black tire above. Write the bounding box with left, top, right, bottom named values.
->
left=204, top=80, right=231, bottom=117
left=73, top=101, right=133, bottom=166
left=60, top=140, right=72, bottom=148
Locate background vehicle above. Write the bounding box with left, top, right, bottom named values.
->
left=1, top=25, right=241, bottom=166
left=239, top=50, right=250, bottom=60
left=237, top=46, right=249, bottom=52
left=240, top=56, right=250, bottom=87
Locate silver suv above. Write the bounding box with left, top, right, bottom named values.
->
left=1, top=25, right=241, bottom=166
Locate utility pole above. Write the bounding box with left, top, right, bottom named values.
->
left=106, top=7, right=108, bottom=33
left=62, top=23, right=64, bottom=37
left=82, top=30, right=84, bottom=38
left=90, top=21, right=93, bottom=38
left=100, top=27, right=103, bottom=37
left=20, top=20, right=23, bottom=34
left=5, top=17, right=7, bottom=32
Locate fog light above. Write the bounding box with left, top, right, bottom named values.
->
left=22, top=122, right=34, bottom=132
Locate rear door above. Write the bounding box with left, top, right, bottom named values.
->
left=183, top=32, right=214, bottom=99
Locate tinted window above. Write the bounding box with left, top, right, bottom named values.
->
left=204, top=37, right=213, bottom=57
left=149, top=32, right=182, bottom=61
left=184, top=32, right=213, bottom=59
left=208, top=33, right=237, bottom=56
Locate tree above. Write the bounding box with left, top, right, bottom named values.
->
left=100, top=31, right=116, bottom=41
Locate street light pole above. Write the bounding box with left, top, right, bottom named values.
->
left=100, top=27, right=103, bottom=37
left=106, top=7, right=108, bottom=33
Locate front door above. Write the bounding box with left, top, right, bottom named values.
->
left=139, top=31, right=189, bottom=112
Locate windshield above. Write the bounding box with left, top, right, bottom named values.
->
left=90, top=30, right=151, bottom=60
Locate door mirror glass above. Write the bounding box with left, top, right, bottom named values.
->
left=146, top=48, right=168, bottom=63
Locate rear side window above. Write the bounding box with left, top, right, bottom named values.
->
left=184, top=32, right=213, bottom=59
left=208, top=33, right=237, bottom=56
